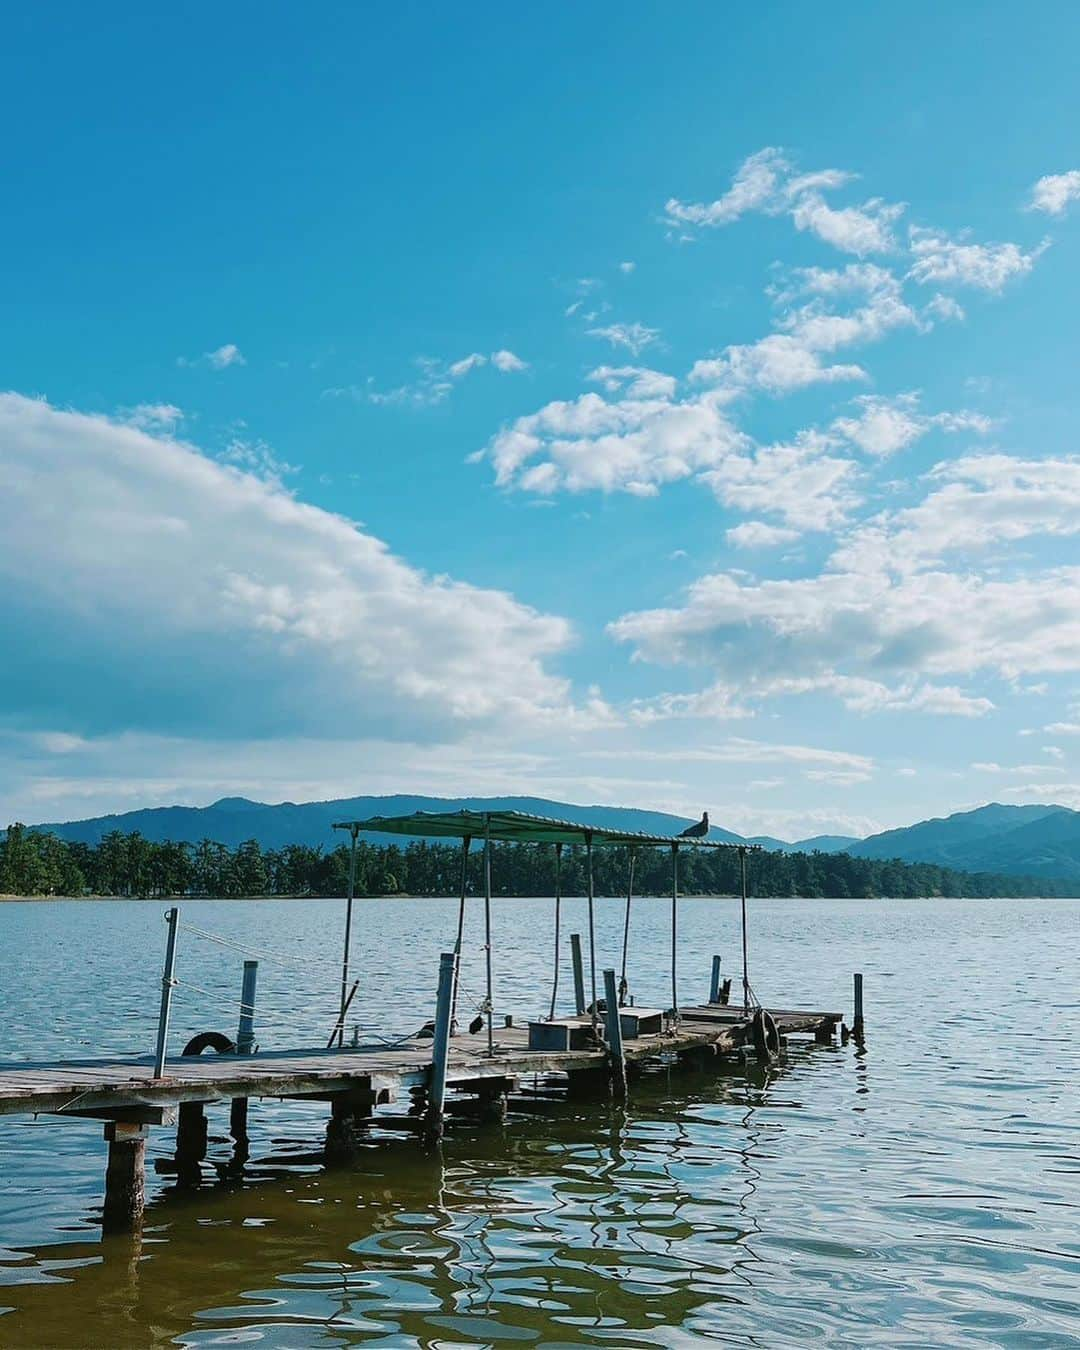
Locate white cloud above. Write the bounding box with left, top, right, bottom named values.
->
left=726, top=521, right=800, bottom=549
left=491, top=349, right=528, bottom=373
left=1029, top=170, right=1080, bottom=216
left=1045, top=722, right=1080, bottom=735
left=449, top=352, right=487, bottom=378
left=483, top=388, right=746, bottom=498
left=178, top=343, right=246, bottom=370
left=587, top=365, right=678, bottom=399
left=609, top=449, right=1080, bottom=718
left=618, top=261, right=636, bottom=273
left=587, top=322, right=660, bottom=355
left=702, top=431, right=861, bottom=530
left=791, top=194, right=902, bottom=256
left=907, top=227, right=1045, bottom=291
left=832, top=393, right=992, bottom=458
left=119, top=403, right=184, bottom=430
left=667, top=148, right=904, bottom=257
left=0, top=394, right=589, bottom=744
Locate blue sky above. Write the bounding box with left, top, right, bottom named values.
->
left=3, top=4, right=1080, bottom=838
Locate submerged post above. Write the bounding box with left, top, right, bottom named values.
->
left=603, top=968, right=626, bottom=1099
left=102, top=1121, right=148, bottom=1234
left=739, top=845, right=750, bottom=1015
left=709, top=954, right=723, bottom=1005
left=153, top=906, right=180, bottom=1078
left=484, top=817, right=494, bottom=1056
left=853, top=972, right=865, bottom=1041
left=570, top=933, right=586, bottom=1015
left=449, top=834, right=471, bottom=1034
left=585, top=832, right=599, bottom=1031
left=335, top=824, right=360, bottom=1048
left=429, top=951, right=457, bottom=1129
left=548, top=842, right=564, bottom=1020
left=670, top=844, right=679, bottom=1024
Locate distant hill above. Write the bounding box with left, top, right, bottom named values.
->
left=850, top=803, right=1080, bottom=880
left=27, top=793, right=753, bottom=851
left=747, top=833, right=859, bottom=854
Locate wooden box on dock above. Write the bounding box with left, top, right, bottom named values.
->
left=618, top=1007, right=664, bottom=1039
left=527, top=1018, right=595, bottom=1051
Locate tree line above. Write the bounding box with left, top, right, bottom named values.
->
left=1, top=822, right=1075, bottom=899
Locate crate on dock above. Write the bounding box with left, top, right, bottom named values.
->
left=528, top=1018, right=596, bottom=1051
left=618, top=1007, right=664, bottom=1039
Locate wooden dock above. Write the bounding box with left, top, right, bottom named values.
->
left=0, top=1000, right=843, bottom=1232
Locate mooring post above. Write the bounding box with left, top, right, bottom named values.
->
left=603, top=968, right=626, bottom=1099
left=709, top=954, right=723, bottom=1004
left=570, top=933, right=586, bottom=1016
left=102, top=1121, right=148, bottom=1234
left=853, top=972, right=865, bottom=1041
left=428, top=951, right=457, bottom=1132
left=231, top=959, right=258, bottom=1153
left=670, top=843, right=680, bottom=1025
left=153, top=906, right=180, bottom=1078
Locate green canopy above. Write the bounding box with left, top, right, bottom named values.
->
left=332, top=808, right=746, bottom=849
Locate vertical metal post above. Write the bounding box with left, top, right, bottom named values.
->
left=619, top=848, right=636, bottom=1006
left=153, top=906, right=180, bottom=1078
left=670, top=844, right=679, bottom=1023
left=709, top=954, right=723, bottom=1005
left=586, top=833, right=598, bottom=1031
left=603, top=968, right=626, bottom=1099
left=335, top=824, right=359, bottom=1048
left=236, top=960, right=258, bottom=1054
left=484, top=817, right=494, bottom=1056
left=548, top=842, right=563, bottom=1020
left=740, top=845, right=750, bottom=1015
left=429, top=951, right=457, bottom=1125
left=449, top=834, right=471, bottom=1035
left=853, top=972, right=865, bottom=1041
left=570, top=933, right=586, bottom=1015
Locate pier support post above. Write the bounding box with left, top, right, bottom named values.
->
left=326, top=1087, right=376, bottom=1164
left=175, top=1102, right=208, bottom=1188
left=427, top=951, right=457, bottom=1137
left=853, top=973, right=865, bottom=1042
left=603, top=968, right=626, bottom=1100
left=570, top=933, right=586, bottom=1016
left=231, top=959, right=258, bottom=1155
left=102, top=1122, right=148, bottom=1234
left=709, top=955, right=722, bottom=1005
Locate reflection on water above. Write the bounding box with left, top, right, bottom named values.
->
left=0, top=896, right=1078, bottom=1347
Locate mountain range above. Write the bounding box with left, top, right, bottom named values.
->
left=21, top=794, right=1080, bottom=882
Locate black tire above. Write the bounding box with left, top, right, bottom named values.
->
left=181, top=1030, right=236, bottom=1057
left=751, top=1008, right=780, bottom=1064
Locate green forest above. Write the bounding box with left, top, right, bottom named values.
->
left=1, top=822, right=1074, bottom=899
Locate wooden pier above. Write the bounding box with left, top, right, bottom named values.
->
left=0, top=809, right=856, bottom=1234
left=0, top=999, right=843, bottom=1232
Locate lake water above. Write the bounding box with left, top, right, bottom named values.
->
left=0, top=895, right=1077, bottom=1348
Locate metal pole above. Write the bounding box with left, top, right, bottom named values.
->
left=449, top=834, right=471, bottom=1034
left=586, top=833, right=598, bottom=1031
left=619, top=848, right=636, bottom=1006
left=236, top=960, right=258, bottom=1054
left=484, top=817, right=494, bottom=1056
left=603, top=968, right=627, bottom=1099
left=153, top=906, right=180, bottom=1078
left=429, top=952, right=457, bottom=1125
left=570, top=933, right=586, bottom=1015
left=335, top=824, right=359, bottom=1048
left=670, top=844, right=679, bottom=1023
left=549, top=842, right=563, bottom=1020
left=740, top=845, right=750, bottom=1015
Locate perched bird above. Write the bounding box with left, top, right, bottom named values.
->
left=680, top=812, right=709, bottom=838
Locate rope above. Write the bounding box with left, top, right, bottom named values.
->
left=179, top=922, right=345, bottom=979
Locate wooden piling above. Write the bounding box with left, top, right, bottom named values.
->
left=325, top=1086, right=376, bottom=1163
left=853, top=972, right=865, bottom=1041
left=427, top=951, right=456, bottom=1133
left=102, top=1121, right=147, bottom=1234
left=709, top=955, right=723, bottom=1004
left=602, top=969, right=626, bottom=1099
left=231, top=959, right=258, bottom=1153
left=570, top=933, right=586, bottom=1016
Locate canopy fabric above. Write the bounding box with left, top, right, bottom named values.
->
left=332, top=808, right=746, bottom=849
